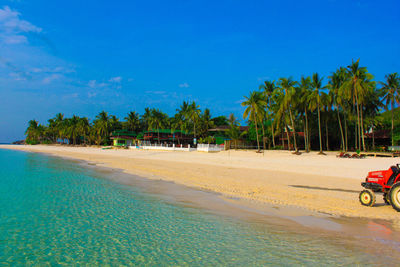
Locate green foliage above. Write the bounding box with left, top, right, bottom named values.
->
left=198, top=136, right=215, bottom=144
left=212, top=116, right=228, bottom=126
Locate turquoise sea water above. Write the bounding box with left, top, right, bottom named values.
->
left=0, top=149, right=397, bottom=265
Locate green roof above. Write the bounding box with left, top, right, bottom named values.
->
left=111, top=130, right=137, bottom=137
left=145, top=129, right=190, bottom=135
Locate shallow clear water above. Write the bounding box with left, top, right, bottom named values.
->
left=0, top=149, right=395, bottom=265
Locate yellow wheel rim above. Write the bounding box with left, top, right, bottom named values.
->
left=361, top=192, right=371, bottom=204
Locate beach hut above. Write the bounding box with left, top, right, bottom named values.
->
left=110, top=130, right=137, bottom=147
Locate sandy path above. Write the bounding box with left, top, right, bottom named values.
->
left=2, top=145, right=400, bottom=221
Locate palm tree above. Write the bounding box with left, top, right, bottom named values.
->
left=259, top=80, right=277, bottom=148
left=124, top=111, right=140, bottom=132
left=25, top=120, right=40, bottom=144
left=298, top=76, right=312, bottom=152
left=226, top=124, right=247, bottom=149
left=93, top=111, right=110, bottom=145
left=379, top=73, right=400, bottom=146
left=77, top=117, right=90, bottom=145
left=148, top=109, right=168, bottom=143
left=340, top=59, right=373, bottom=151
left=308, top=73, right=326, bottom=154
left=53, top=113, right=64, bottom=143
left=328, top=68, right=347, bottom=151
left=277, top=77, right=298, bottom=152
left=65, top=115, right=80, bottom=145
left=188, top=101, right=201, bottom=138
left=198, top=108, right=214, bottom=138
left=141, top=108, right=153, bottom=131
left=242, top=91, right=266, bottom=151
left=228, top=113, right=238, bottom=126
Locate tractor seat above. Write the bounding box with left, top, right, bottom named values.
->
left=388, top=166, right=400, bottom=186
left=391, top=166, right=400, bottom=174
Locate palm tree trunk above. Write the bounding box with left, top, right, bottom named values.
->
left=305, top=109, right=310, bottom=152
left=304, top=109, right=310, bottom=153
left=325, top=118, right=329, bottom=151
left=303, top=117, right=307, bottom=152
left=392, top=100, right=394, bottom=147
left=285, top=125, right=291, bottom=151
left=372, top=127, right=375, bottom=150
left=271, top=121, right=275, bottom=148
left=337, top=108, right=345, bottom=151
left=288, top=106, right=297, bottom=151
left=317, top=100, right=323, bottom=153
left=355, top=97, right=361, bottom=151
left=344, top=113, right=348, bottom=151
left=253, top=113, right=260, bottom=151
left=360, top=104, right=366, bottom=151
left=261, top=120, right=266, bottom=150
left=355, top=121, right=358, bottom=150
left=268, top=100, right=276, bottom=148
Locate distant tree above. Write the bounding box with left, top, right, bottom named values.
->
left=242, top=91, right=266, bottom=151
left=93, top=111, right=110, bottom=145
left=379, top=73, right=400, bottom=146
left=277, top=77, right=298, bottom=151
left=25, top=120, right=40, bottom=144
left=124, top=111, right=140, bottom=132
left=212, top=116, right=228, bottom=126
left=308, top=73, right=326, bottom=154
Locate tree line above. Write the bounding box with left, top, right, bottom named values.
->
left=25, top=59, right=399, bottom=152
left=25, top=101, right=228, bottom=145
left=242, top=59, right=400, bottom=153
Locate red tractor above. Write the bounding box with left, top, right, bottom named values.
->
left=359, top=164, right=400, bottom=211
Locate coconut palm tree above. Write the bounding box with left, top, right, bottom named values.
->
left=298, top=76, right=312, bottom=152
left=328, top=68, right=347, bottom=151
left=226, top=124, right=247, bottom=149
left=308, top=73, right=326, bottom=154
left=340, top=59, right=373, bottom=151
left=242, top=91, right=266, bottom=151
left=65, top=115, right=80, bottom=145
left=124, top=111, right=140, bottom=132
left=148, top=109, right=168, bottom=143
left=198, top=108, right=214, bottom=138
left=25, top=120, right=40, bottom=144
left=259, top=80, right=277, bottom=148
left=277, top=77, right=298, bottom=152
left=188, top=101, right=201, bottom=138
left=93, top=111, right=110, bottom=145
left=379, top=73, right=400, bottom=146
left=77, top=117, right=90, bottom=145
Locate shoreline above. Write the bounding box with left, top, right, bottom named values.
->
left=1, top=145, right=400, bottom=223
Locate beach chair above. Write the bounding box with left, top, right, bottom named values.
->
left=336, top=152, right=350, bottom=158
left=350, top=153, right=359, bottom=158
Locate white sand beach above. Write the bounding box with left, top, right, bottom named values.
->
left=2, top=145, right=399, bottom=221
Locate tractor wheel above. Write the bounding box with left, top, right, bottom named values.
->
left=359, top=189, right=376, bottom=207
left=389, top=183, right=400, bottom=212
left=383, top=193, right=391, bottom=205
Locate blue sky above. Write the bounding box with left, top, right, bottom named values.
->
left=0, top=0, right=399, bottom=142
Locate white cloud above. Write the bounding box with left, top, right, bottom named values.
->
left=0, top=6, right=42, bottom=45
left=88, top=79, right=107, bottom=88
left=179, top=82, right=190, bottom=88
left=42, top=73, right=62, bottom=84
left=109, top=76, right=122, bottom=83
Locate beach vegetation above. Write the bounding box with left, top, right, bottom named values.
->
left=23, top=59, right=399, bottom=151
